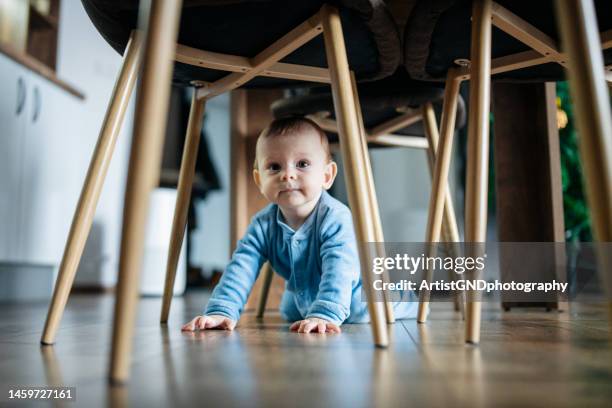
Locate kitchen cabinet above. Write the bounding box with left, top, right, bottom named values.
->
left=0, top=51, right=84, bottom=266
left=0, top=54, right=27, bottom=261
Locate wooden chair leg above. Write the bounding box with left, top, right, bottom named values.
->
left=350, top=72, right=394, bottom=324
left=256, top=262, right=274, bottom=318
left=556, top=0, right=612, bottom=326
left=465, top=0, right=493, bottom=344
left=160, top=92, right=206, bottom=323
left=442, top=221, right=464, bottom=316
left=322, top=4, right=388, bottom=347
left=417, top=73, right=462, bottom=323
left=421, top=102, right=465, bottom=319
left=40, top=32, right=142, bottom=346
left=109, top=0, right=183, bottom=384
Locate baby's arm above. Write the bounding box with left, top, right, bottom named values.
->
left=300, top=209, right=359, bottom=331
left=182, top=216, right=268, bottom=331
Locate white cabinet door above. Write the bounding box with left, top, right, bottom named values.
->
left=19, top=73, right=84, bottom=265
left=0, top=54, right=27, bottom=261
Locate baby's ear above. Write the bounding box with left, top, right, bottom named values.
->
left=253, top=168, right=262, bottom=191
left=323, top=161, right=338, bottom=190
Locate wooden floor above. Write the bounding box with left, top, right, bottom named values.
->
left=0, top=291, right=611, bottom=407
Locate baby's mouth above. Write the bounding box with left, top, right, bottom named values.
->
left=279, top=186, right=299, bottom=194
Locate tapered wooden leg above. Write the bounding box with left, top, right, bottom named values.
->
left=421, top=102, right=465, bottom=318
left=350, top=72, right=394, bottom=324
left=417, top=73, right=462, bottom=323
left=255, top=263, right=274, bottom=318
left=556, top=0, right=612, bottom=327
left=160, top=92, right=206, bottom=323
left=465, top=0, right=492, bottom=344
left=109, top=0, right=183, bottom=384
left=40, top=32, right=142, bottom=346
left=322, top=4, right=388, bottom=347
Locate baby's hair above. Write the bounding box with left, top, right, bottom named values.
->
left=254, top=116, right=332, bottom=169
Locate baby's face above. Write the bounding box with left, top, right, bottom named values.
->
left=254, top=130, right=336, bottom=212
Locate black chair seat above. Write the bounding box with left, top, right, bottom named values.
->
left=82, top=0, right=401, bottom=87
left=403, top=0, right=612, bottom=81
left=271, top=70, right=466, bottom=143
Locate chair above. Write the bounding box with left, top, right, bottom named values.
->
left=41, top=0, right=405, bottom=383
left=402, top=0, right=612, bottom=344
left=257, top=70, right=468, bottom=317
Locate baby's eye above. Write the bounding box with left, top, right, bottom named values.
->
left=267, top=163, right=281, bottom=172
left=296, top=160, right=310, bottom=169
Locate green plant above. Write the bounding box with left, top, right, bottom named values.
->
left=557, top=81, right=592, bottom=242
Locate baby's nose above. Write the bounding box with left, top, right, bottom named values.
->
left=281, top=167, right=297, bottom=180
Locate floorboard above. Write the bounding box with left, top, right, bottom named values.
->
left=0, top=292, right=610, bottom=407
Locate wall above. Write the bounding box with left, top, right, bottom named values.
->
left=57, top=1, right=135, bottom=288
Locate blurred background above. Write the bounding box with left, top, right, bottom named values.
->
left=0, top=0, right=596, bottom=304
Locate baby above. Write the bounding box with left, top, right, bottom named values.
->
left=182, top=116, right=417, bottom=334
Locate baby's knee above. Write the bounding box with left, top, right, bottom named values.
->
left=279, top=292, right=304, bottom=322
left=393, top=300, right=422, bottom=320
left=280, top=308, right=303, bottom=322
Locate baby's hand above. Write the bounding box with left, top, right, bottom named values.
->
left=181, top=315, right=237, bottom=331
left=289, top=317, right=341, bottom=334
